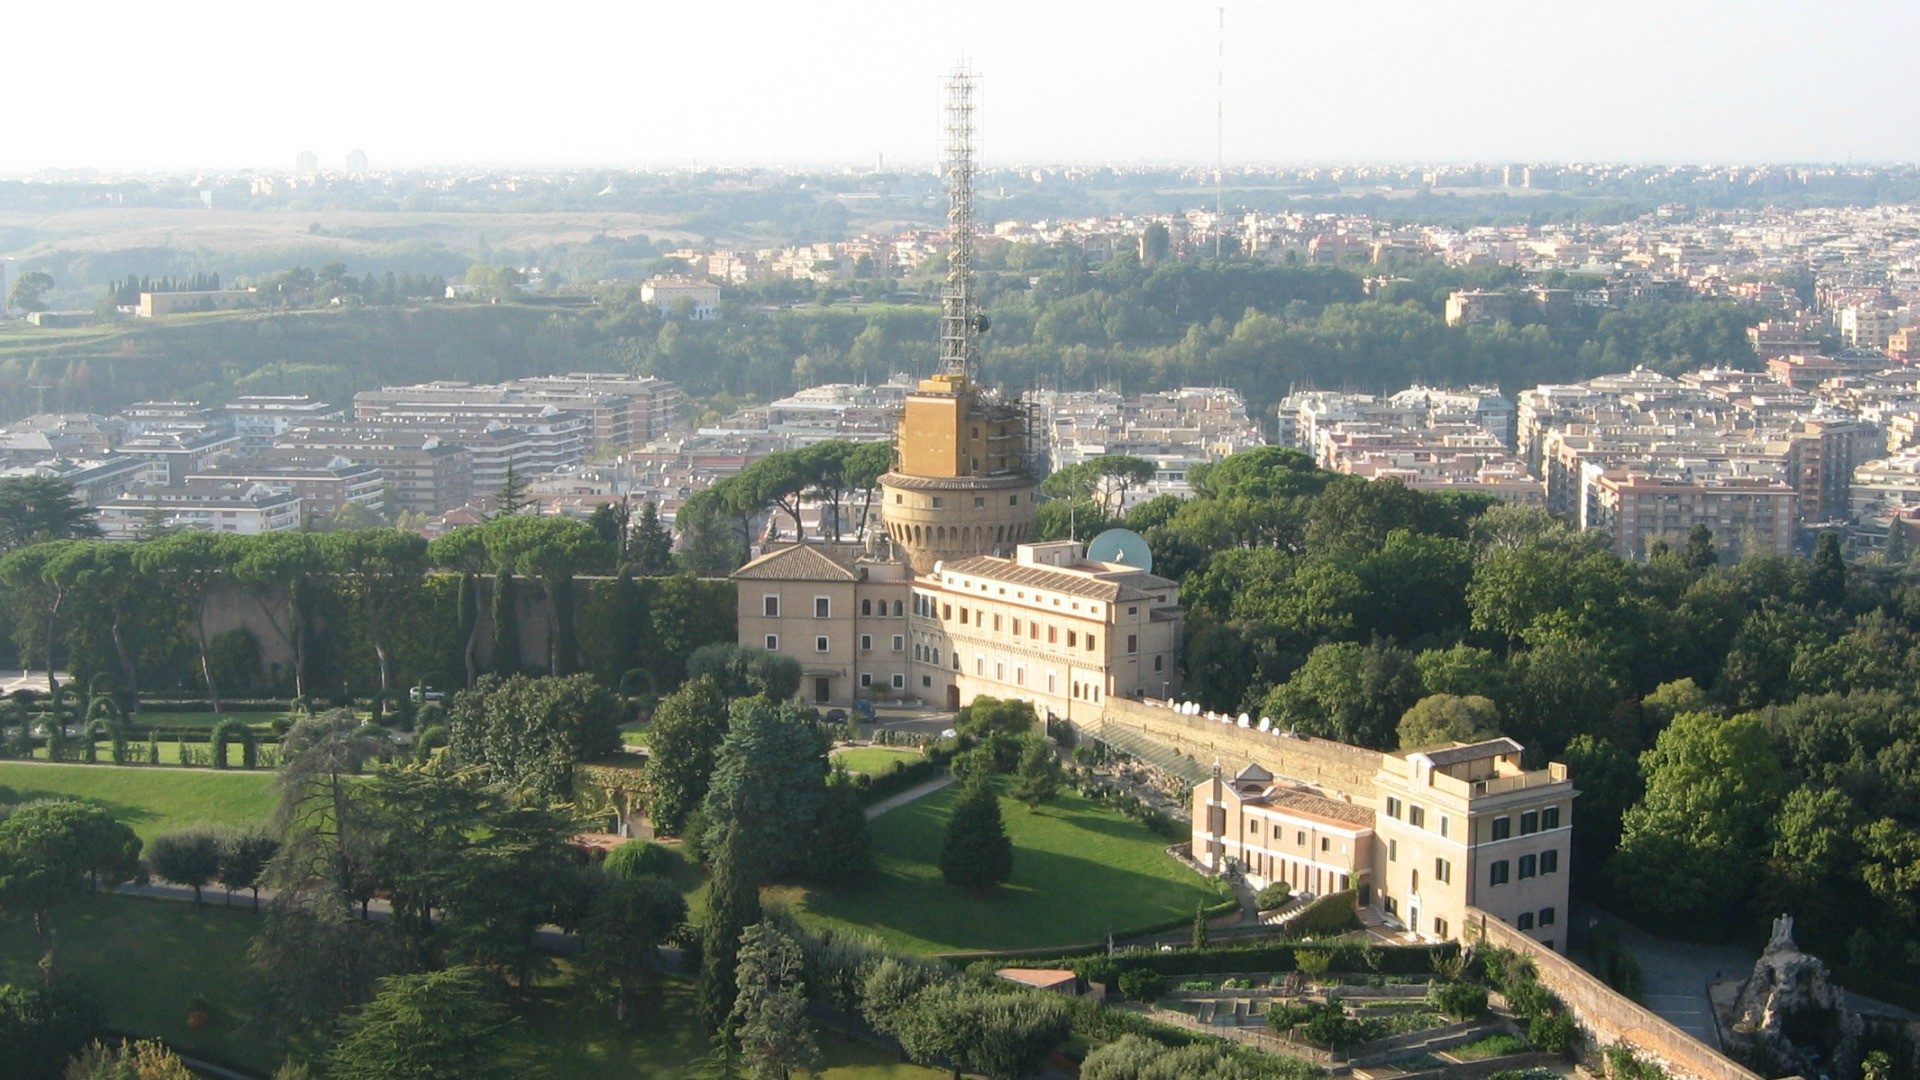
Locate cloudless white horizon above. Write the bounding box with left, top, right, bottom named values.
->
left=8, top=0, right=1918, bottom=173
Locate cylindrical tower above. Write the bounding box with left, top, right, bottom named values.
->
left=879, top=68, right=1037, bottom=574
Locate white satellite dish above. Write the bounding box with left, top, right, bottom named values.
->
left=1086, top=527, right=1154, bottom=573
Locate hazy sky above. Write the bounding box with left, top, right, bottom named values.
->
left=9, top=0, right=1917, bottom=172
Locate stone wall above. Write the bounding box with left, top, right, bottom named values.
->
left=1467, top=909, right=1764, bottom=1080
left=1099, top=696, right=1385, bottom=799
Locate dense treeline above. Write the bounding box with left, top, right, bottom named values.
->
left=1, top=252, right=1759, bottom=423
left=1116, top=446, right=1920, bottom=999
left=0, top=513, right=734, bottom=709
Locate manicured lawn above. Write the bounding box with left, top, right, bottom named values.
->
left=772, top=782, right=1224, bottom=954
left=831, top=747, right=924, bottom=776
left=0, top=894, right=941, bottom=1079
left=131, top=711, right=293, bottom=731
left=0, top=761, right=276, bottom=842
left=0, top=893, right=275, bottom=1073
left=619, top=723, right=650, bottom=748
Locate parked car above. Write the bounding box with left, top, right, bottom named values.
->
left=409, top=685, right=447, bottom=703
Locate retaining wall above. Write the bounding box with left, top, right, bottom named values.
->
left=1467, top=909, right=1763, bottom=1080
left=1099, top=697, right=1385, bottom=799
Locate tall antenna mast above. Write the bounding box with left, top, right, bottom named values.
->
left=1215, top=6, right=1225, bottom=258
left=941, top=66, right=979, bottom=379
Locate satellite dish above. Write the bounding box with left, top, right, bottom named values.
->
left=1086, top=527, right=1154, bottom=573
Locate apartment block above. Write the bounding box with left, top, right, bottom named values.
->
left=96, top=480, right=302, bottom=539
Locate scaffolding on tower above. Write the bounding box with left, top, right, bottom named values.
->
left=941, top=67, right=979, bottom=380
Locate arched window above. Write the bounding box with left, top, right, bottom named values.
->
left=861, top=599, right=872, bottom=616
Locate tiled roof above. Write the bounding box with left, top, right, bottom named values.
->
left=732, top=543, right=858, bottom=583
left=941, top=555, right=1177, bottom=604
left=1258, top=787, right=1376, bottom=829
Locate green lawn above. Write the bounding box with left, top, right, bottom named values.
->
left=831, top=747, right=924, bottom=776
left=772, top=783, right=1223, bottom=954
left=0, top=761, right=276, bottom=842
left=0, top=894, right=942, bottom=1079
left=131, top=711, right=293, bottom=731
left=0, top=893, right=274, bottom=1072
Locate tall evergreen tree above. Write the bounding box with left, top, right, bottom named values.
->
left=489, top=570, right=518, bottom=674
left=493, top=460, right=528, bottom=517
left=939, top=776, right=1013, bottom=891
left=700, top=821, right=762, bottom=1033
left=1682, top=524, right=1718, bottom=573
left=729, top=921, right=820, bottom=1079
left=633, top=499, right=675, bottom=576
left=1810, top=531, right=1846, bottom=607
left=609, top=565, right=646, bottom=679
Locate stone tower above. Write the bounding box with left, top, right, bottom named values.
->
left=878, top=67, right=1036, bottom=574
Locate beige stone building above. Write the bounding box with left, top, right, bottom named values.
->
left=1192, top=735, right=1574, bottom=952
left=732, top=544, right=912, bottom=707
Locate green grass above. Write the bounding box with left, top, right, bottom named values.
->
left=0, top=761, right=276, bottom=843
left=772, top=782, right=1222, bottom=954
left=0, top=893, right=274, bottom=1072
left=130, top=710, right=292, bottom=732
left=1447, top=1032, right=1532, bottom=1061
left=619, top=723, right=649, bottom=748
left=0, top=894, right=941, bottom=1079
left=831, top=747, right=923, bottom=776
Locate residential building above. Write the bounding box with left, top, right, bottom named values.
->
left=187, top=452, right=386, bottom=519
left=96, top=480, right=303, bottom=539
left=271, top=426, right=472, bottom=515
left=639, top=275, right=720, bottom=319
left=135, top=289, right=259, bottom=318
left=1191, top=733, right=1573, bottom=952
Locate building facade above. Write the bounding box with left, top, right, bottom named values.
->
left=1192, top=735, right=1574, bottom=952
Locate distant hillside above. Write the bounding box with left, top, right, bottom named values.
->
left=0, top=304, right=624, bottom=420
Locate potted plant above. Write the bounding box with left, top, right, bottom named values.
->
left=186, top=994, right=213, bottom=1029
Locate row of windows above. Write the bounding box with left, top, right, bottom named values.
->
left=1384, top=797, right=1449, bottom=839
left=897, top=493, right=1022, bottom=508
left=1243, top=820, right=1346, bottom=856
left=1487, top=849, right=1559, bottom=885
left=761, top=595, right=908, bottom=620
left=858, top=635, right=907, bottom=652
left=1516, top=907, right=1557, bottom=931
left=1489, top=807, right=1561, bottom=841
left=857, top=673, right=909, bottom=690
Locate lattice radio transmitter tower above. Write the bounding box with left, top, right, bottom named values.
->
left=940, top=67, right=980, bottom=379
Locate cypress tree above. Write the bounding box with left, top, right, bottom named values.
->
left=610, top=565, right=645, bottom=678
left=633, top=499, right=674, bottom=576
left=489, top=570, right=518, bottom=674
left=700, top=821, right=762, bottom=1033
left=1810, top=531, right=1846, bottom=608
left=940, top=775, right=1013, bottom=890
left=455, top=571, right=480, bottom=687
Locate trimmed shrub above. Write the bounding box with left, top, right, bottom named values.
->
left=1429, top=980, right=1489, bottom=1019
left=1115, top=968, right=1166, bottom=1002
left=1528, top=1009, right=1577, bottom=1054
left=1068, top=940, right=1451, bottom=981
left=1255, top=881, right=1294, bottom=911
left=1285, top=888, right=1362, bottom=938
left=602, top=839, right=682, bottom=882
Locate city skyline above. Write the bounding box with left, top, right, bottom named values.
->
left=7, top=0, right=1918, bottom=173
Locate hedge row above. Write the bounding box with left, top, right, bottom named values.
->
left=1068, top=939, right=1456, bottom=983
left=849, top=756, right=944, bottom=807
left=1288, top=888, right=1364, bottom=937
